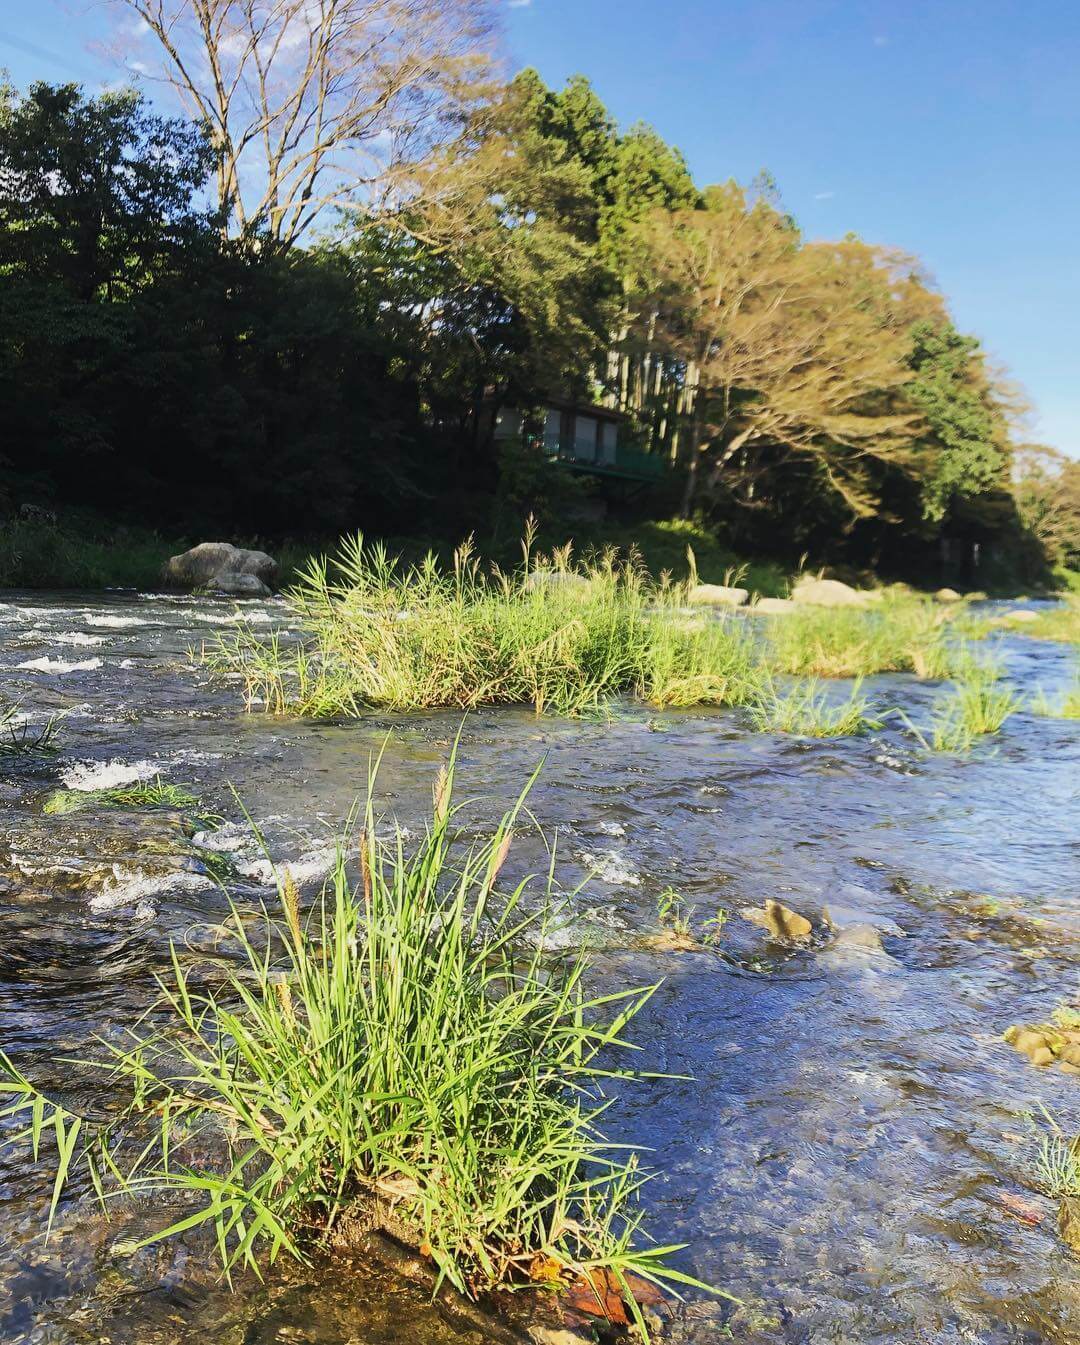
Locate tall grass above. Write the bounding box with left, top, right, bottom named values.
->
left=208, top=533, right=981, bottom=720
left=766, top=599, right=958, bottom=679
left=0, top=750, right=709, bottom=1326
left=207, top=532, right=765, bottom=717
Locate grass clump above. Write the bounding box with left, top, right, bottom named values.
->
left=748, top=677, right=880, bottom=738
left=1005, top=600, right=1080, bottom=644
left=0, top=751, right=709, bottom=1323
left=0, top=700, right=60, bottom=756
left=1031, top=668, right=1080, bottom=719
left=766, top=599, right=956, bottom=680
left=207, top=530, right=763, bottom=718
left=906, top=652, right=1020, bottom=753
left=44, top=777, right=211, bottom=820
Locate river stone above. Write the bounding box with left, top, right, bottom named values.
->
left=790, top=577, right=872, bottom=609
left=830, top=923, right=885, bottom=953
left=688, top=583, right=749, bottom=607
left=742, top=898, right=812, bottom=940
left=211, top=571, right=271, bottom=597
left=935, top=587, right=962, bottom=603
left=822, top=903, right=906, bottom=938
left=1060, top=1197, right=1080, bottom=1253
left=163, top=542, right=277, bottom=595
left=1006, top=608, right=1040, bottom=623
left=751, top=596, right=797, bottom=615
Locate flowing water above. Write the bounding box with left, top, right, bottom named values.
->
left=2, top=591, right=1080, bottom=1344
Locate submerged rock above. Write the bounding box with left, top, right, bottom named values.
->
left=688, top=582, right=748, bottom=607
left=790, top=577, right=871, bottom=609
left=822, top=902, right=905, bottom=939
left=163, top=542, right=277, bottom=597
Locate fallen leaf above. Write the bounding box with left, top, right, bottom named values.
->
left=996, top=1191, right=1045, bottom=1225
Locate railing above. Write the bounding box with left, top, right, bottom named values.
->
left=541, top=432, right=664, bottom=482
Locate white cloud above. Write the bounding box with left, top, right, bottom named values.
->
left=814, top=190, right=835, bottom=200
left=507, top=0, right=533, bottom=8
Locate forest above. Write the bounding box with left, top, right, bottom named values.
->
left=1, top=0, right=1077, bottom=589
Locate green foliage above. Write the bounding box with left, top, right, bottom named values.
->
left=766, top=599, right=954, bottom=679
left=0, top=516, right=175, bottom=588
left=905, top=652, right=1020, bottom=753
left=907, top=320, right=1011, bottom=523
left=0, top=752, right=713, bottom=1320
left=43, top=778, right=206, bottom=817
left=0, top=700, right=60, bottom=756
left=206, top=532, right=766, bottom=717
left=657, top=887, right=695, bottom=937
left=748, top=677, right=880, bottom=738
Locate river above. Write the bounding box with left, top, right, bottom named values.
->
left=2, top=590, right=1080, bottom=1344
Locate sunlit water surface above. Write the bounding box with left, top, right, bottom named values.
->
left=2, top=591, right=1080, bottom=1344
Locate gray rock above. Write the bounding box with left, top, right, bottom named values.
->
left=688, top=582, right=749, bottom=607
left=163, top=542, right=277, bottom=593
left=211, top=571, right=272, bottom=598
left=790, top=577, right=872, bottom=609
left=822, top=902, right=906, bottom=938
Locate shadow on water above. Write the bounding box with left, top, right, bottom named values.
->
left=1, top=592, right=1080, bottom=1341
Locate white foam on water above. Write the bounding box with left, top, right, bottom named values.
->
left=236, top=844, right=338, bottom=887
left=61, top=759, right=159, bottom=791
left=575, top=848, right=641, bottom=886
left=89, top=866, right=212, bottom=912
left=27, top=630, right=106, bottom=647
left=83, top=614, right=147, bottom=628
left=15, top=657, right=103, bottom=673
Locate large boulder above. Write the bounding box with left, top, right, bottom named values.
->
left=935, top=587, right=962, bottom=603
left=791, top=577, right=872, bottom=609
left=163, top=543, right=277, bottom=597
left=750, top=596, right=797, bottom=616
left=688, top=582, right=748, bottom=608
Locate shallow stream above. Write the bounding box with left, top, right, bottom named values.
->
left=2, top=591, right=1080, bottom=1343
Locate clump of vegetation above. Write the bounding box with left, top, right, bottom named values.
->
left=0, top=516, right=177, bottom=590
left=1030, top=668, right=1080, bottom=719
left=207, top=532, right=987, bottom=721
left=657, top=886, right=695, bottom=938
left=1003, top=599, right=1080, bottom=644
left=0, top=700, right=60, bottom=756
left=0, top=752, right=710, bottom=1325
left=748, top=677, right=880, bottom=738
left=207, top=531, right=766, bottom=718
left=44, top=777, right=215, bottom=825
left=906, top=653, right=1020, bottom=753
left=765, top=599, right=959, bottom=680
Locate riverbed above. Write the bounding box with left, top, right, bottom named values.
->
left=2, top=590, right=1080, bottom=1344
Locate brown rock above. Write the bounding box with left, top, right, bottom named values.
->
left=763, top=898, right=812, bottom=940
left=1061, top=1197, right=1080, bottom=1252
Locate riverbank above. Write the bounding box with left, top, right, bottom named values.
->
left=4, top=511, right=1074, bottom=598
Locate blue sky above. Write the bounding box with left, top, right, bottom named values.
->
left=3, top=0, right=1077, bottom=454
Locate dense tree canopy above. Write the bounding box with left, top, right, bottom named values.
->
left=0, top=60, right=1057, bottom=585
